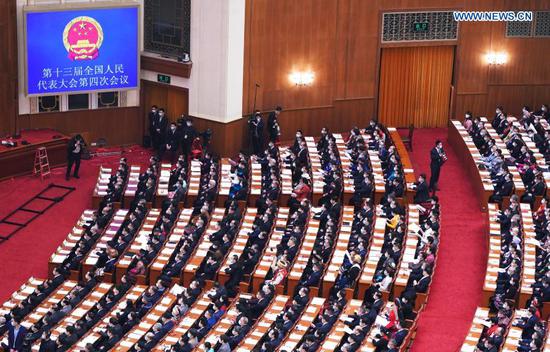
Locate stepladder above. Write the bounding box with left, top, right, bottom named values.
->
left=34, top=147, right=51, bottom=180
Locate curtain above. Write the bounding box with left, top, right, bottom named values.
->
left=378, top=46, right=454, bottom=128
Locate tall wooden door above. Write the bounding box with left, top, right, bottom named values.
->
left=140, top=80, right=189, bottom=133
left=378, top=46, right=454, bottom=128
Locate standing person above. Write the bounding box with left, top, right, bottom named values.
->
left=1, top=317, right=26, bottom=351
left=152, top=108, right=168, bottom=151
left=429, top=140, right=447, bottom=193
left=180, top=116, right=197, bottom=159
left=249, top=111, right=264, bottom=155
left=66, top=134, right=84, bottom=180
left=163, top=122, right=180, bottom=162
left=147, top=105, right=158, bottom=147
left=267, top=106, right=282, bottom=143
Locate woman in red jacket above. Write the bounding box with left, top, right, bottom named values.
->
left=293, top=177, right=311, bottom=201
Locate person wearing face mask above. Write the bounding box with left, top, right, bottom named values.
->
left=163, top=122, right=180, bottom=162
left=534, top=104, right=549, bottom=121
left=248, top=111, right=264, bottom=155
left=152, top=108, right=168, bottom=151
left=180, top=116, right=197, bottom=159
left=429, top=140, right=447, bottom=193
left=148, top=105, right=158, bottom=145
left=267, top=106, right=282, bottom=143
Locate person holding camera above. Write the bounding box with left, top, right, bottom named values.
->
left=66, top=134, right=84, bottom=180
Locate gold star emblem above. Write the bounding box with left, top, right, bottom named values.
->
left=79, top=22, right=87, bottom=30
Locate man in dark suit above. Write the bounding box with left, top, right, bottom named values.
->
left=152, top=108, right=168, bottom=151
left=429, top=140, right=446, bottom=192
left=249, top=111, right=265, bottom=155
left=267, top=106, right=282, bottom=143
left=179, top=117, right=197, bottom=158
left=148, top=105, right=158, bottom=144
left=66, top=134, right=84, bottom=180
left=163, top=122, right=180, bottom=162
left=413, top=174, right=430, bottom=204
left=2, top=317, right=26, bottom=351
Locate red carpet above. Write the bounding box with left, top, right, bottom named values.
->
left=0, top=131, right=489, bottom=349
left=0, top=145, right=152, bottom=302
left=407, top=128, right=487, bottom=351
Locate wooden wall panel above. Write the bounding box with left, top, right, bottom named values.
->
left=0, top=0, right=18, bottom=137
left=244, top=0, right=550, bottom=133
left=18, top=107, right=142, bottom=146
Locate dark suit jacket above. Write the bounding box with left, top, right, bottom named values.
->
left=7, top=322, right=26, bottom=350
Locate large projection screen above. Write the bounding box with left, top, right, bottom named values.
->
left=24, top=3, right=139, bottom=96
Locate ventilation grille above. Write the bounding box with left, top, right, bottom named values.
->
left=382, top=11, right=458, bottom=43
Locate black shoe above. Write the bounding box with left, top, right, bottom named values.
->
left=73, top=175, right=80, bottom=179
left=65, top=175, right=70, bottom=181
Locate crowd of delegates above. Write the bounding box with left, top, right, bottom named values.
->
left=226, top=152, right=250, bottom=204
left=464, top=104, right=550, bottom=205
left=0, top=113, right=450, bottom=352
left=252, top=141, right=281, bottom=213
left=148, top=106, right=212, bottom=160
left=532, top=200, right=550, bottom=305
left=490, top=196, right=524, bottom=310
left=465, top=113, right=518, bottom=204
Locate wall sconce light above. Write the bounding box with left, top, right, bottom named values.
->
left=289, top=71, right=315, bottom=86
left=485, top=51, right=507, bottom=65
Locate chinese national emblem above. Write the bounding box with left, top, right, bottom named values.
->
left=63, top=16, right=103, bottom=61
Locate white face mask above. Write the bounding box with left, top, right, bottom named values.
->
left=159, top=113, right=164, bottom=117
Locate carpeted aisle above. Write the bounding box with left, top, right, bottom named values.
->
left=408, top=128, right=487, bottom=351
left=0, top=145, right=151, bottom=302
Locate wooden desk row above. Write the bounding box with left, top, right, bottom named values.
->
left=449, top=121, right=495, bottom=212
left=250, top=208, right=291, bottom=293
left=80, top=209, right=130, bottom=275
left=155, top=163, right=172, bottom=207
left=92, top=166, right=115, bottom=208
left=48, top=209, right=97, bottom=276
left=0, top=280, right=78, bottom=346
left=217, top=208, right=258, bottom=284
left=482, top=203, right=504, bottom=306
left=481, top=119, right=525, bottom=197
left=358, top=208, right=389, bottom=300
left=112, top=284, right=184, bottom=351
left=321, top=206, right=355, bottom=296
left=305, top=136, right=325, bottom=204
left=248, top=159, right=262, bottom=206
left=276, top=296, right=326, bottom=352
left=186, top=160, right=202, bottom=207
left=114, top=209, right=162, bottom=283
left=500, top=309, right=530, bottom=351
left=318, top=299, right=364, bottom=352
left=286, top=209, right=321, bottom=295
left=368, top=150, right=388, bottom=204
left=201, top=292, right=253, bottom=347
left=216, top=158, right=233, bottom=207
left=358, top=132, right=386, bottom=202
left=182, top=208, right=227, bottom=286
left=357, top=301, right=391, bottom=352
left=31, top=282, right=114, bottom=351
left=148, top=208, right=195, bottom=284
left=235, top=295, right=290, bottom=352
left=278, top=147, right=295, bottom=205
left=123, top=165, right=143, bottom=206
left=460, top=306, right=490, bottom=351
left=73, top=285, right=147, bottom=350
left=333, top=133, right=355, bottom=204
left=519, top=204, right=537, bottom=309
left=152, top=291, right=212, bottom=351
left=387, top=128, right=416, bottom=203
left=0, top=277, right=44, bottom=320
left=393, top=205, right=420, bottom=300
